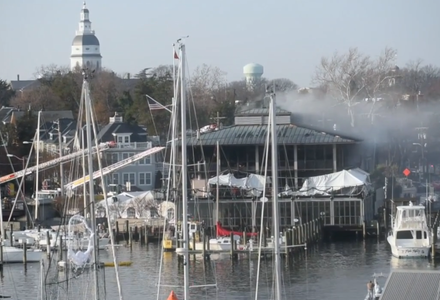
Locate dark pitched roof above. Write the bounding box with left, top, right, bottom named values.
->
left=381, top=270, right=440, bottom=300
left=185, top=124, right=358, bottom=146
left=39, top=118, right=77, bottom=144
left=0, top=107, right=19, bottom=124
left=9, top=80, right=40, bottom=91
left=94, top=121, right=147, bottom=143
left=236, top=106, right=291, bottom=116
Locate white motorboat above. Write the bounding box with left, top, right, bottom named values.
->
left=3, top=245, right=43, bottom=263
left=387, top=202, right=431, bottom=258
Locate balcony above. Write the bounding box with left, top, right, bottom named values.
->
left=112, top=142, right=153, bottom=150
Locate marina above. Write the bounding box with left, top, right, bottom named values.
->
left=0, top=240, right=435, bottom=300
left=0, top=1, right=439, bottom=299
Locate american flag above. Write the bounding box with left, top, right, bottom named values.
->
left=146, top=95, right=166, bottom=111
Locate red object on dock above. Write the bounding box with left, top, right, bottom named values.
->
left=167, top=291, right=178, bottom=300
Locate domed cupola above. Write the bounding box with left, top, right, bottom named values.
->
left=70, top=2, right=102, bottom=71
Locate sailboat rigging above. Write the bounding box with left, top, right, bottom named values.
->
left=179, top=40, right=190, bottom=300
left=268, top=86, right=282, bottom=300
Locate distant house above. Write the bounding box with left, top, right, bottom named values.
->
left=38, top=118, right=77, bottom=155
left=94, top=112, right=161, bottom=192
left=9, top=75, right=41, bottom=93
left=0, top=106, right=19, bottom=124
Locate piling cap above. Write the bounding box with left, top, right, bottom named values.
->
left=167, top=291, right=178, bottom=300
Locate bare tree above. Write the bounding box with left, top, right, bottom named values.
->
left=314, top=47, right=397, bottom=127
left=270, top=78, right=297, bottom=92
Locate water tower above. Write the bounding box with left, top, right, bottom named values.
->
left=243, top=63, right=264, bottom=90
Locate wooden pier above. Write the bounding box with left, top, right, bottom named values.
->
left=112, top=219, right=164, bottom=247
left=177, top=217, right=324, bottom=262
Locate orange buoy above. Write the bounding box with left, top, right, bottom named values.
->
left=166, top=291, right=178, bottom=300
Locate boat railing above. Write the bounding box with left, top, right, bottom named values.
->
left=395, top=218, right=427, bottom=229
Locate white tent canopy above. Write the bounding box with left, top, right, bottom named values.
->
left=96, top=191, right=159, bottom=221
left=295, top=168, right=371, bottom=196
left=207, top=173, right=270, bottom=191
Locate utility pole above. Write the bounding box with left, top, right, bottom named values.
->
left=210, top=111, right=226, bottom=128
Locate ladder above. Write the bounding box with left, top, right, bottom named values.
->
left=0, top=142, right=112, bottom=185
left=64, top=146, right=165, bottom=191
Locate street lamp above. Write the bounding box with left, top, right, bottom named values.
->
left=6, top=154, right=27, bottom=197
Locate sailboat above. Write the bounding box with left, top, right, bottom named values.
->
left=254, top=86, right=283, bottom=300
left=38, top=69, right=123, bottom=299
left=158, top=38, right=217, bottom=300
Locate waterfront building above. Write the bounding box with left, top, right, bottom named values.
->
left=177, top=99, right=372, bottom=234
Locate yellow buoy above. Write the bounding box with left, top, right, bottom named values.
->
left=103, top=261, right=133, bottom=267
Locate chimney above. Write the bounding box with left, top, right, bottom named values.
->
left=109, top=112, right=123, bottom=123
left=127, top=73, right=130, bottom=80
left=17, top=74, right=20, bottom=81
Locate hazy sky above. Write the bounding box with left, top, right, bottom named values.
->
left=1, top=1, right=439, bottom=87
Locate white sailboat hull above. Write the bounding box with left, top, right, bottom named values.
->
left=387, top=235, right=430, bottom=258
left=3, top=246, right=43, bottom=263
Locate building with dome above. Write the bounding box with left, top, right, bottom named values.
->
left=70, top=2, right=102, bottom=71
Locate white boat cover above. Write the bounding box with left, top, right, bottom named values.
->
left=207, top=173, right=270, bottom=191
left=296, top=168, right=371, bottom=196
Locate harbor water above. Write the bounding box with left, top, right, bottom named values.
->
left=0, top=239, right=436, bottom=299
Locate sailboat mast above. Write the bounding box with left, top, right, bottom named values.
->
left=83, top=73, right=100, bottom=300
left=179, top=42, right=190, bottom=300
left=180, top=44, right=189, bottom=299
left=269, top=87, right=282, bottom=300
left=35, top=110, right=42, bottom=222
left=216, top=140, right=220, bottom=237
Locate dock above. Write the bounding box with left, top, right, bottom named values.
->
left=380, top=270, right=440, bottom=300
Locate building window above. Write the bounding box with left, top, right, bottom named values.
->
left=117, top=136, right=123, bottom=143
left=122, top=172, right=136, bottom=185
left=124, top=136, right=130, bottom=143
left=110, top=173, right=119, bottom=185
left=86, top=61, right=90, bottom=67
left=139, top=156, right=151, bottom=165
left=86, top=47, right=89, bottom=50
left=126, top=207, right=136, bottom=218
left=106, top=153, right=118, bottom=164
left=139, top=172, right=152, bottom=185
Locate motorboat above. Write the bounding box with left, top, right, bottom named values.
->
left=387, top=202, right=431, bottom=258
left=2, top=244, right=43, bottom=263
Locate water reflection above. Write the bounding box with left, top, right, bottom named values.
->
left=1, top=240, right=440, bottom=299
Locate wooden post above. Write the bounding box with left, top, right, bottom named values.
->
left=192, top=232, right=196, bottom=251
left=23, top=242, right=27, bottom=266
left=115, top=221, right=119, bottom=243
left=202, top=232, right=206, bottom=261
left=362, top=221, right=366, bottom=239
left=229, top=232, right=235, bottom=259
left=144, top=225, right=149, bottom=246
left=9, top=223, right=13, bottom=247
left=46, top=231, right=51, bottom=258
left=129, top=227, right=133, bottom=250
left=125, top=220, right=129, bottom=244
left=58, top=236, right=63, bottom=261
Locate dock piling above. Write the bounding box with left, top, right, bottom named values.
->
left=23, top=242, right=27, bottom=267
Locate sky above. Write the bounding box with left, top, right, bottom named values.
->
left=1, top=0, right=439, bottom=87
